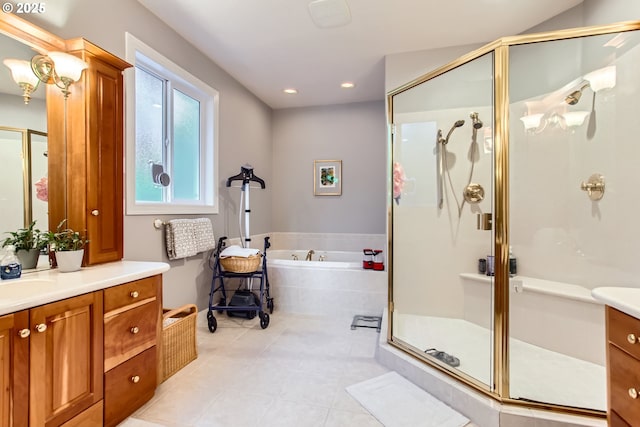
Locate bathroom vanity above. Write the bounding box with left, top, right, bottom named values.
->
left=0, top=261, right=169, bottom=427
left=592, top=287, right=640, bottom=426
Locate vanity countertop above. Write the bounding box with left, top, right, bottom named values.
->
left=0, top=260, right=170, bottom=316
left=592, top=287, right=640, bottom=319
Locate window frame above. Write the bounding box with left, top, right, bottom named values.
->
left=125, top=32, right=219, bottom=215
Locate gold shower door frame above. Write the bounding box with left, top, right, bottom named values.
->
left=386, top=20, right=640, bottom=417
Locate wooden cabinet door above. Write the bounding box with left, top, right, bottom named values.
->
left=85, top=55, right=125, bottom=265
left=0, top=311, right=29, bottom=427
left=29, top=292, right=104, bottom=427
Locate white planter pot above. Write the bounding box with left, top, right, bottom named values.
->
left=55, top=249, right=84, bottom=272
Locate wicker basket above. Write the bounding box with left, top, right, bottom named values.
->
left=161, top=304, right=198, bottom=382
left=220, top=254, right=262, bottom=273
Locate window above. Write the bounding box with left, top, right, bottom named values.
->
left=125, top=33, right=219, bottom=214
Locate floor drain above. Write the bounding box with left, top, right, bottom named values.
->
left=351, top=315, right=382, bottom=332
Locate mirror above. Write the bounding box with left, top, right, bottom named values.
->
left=0, top=16, right=62, bottom=270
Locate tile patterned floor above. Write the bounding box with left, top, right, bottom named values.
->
left=121, top=311, right=475, bottom=427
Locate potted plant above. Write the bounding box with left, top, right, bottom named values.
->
left=2, top=221, right=48, bottom=269
left=44, top=219, right=89, bottom=272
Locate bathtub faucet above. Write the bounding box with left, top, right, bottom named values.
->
left=305, top=250, right=315, bottom=261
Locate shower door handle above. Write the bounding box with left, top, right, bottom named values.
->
left=477, top=213, right=492, bottom=230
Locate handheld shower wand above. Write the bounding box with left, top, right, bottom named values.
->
left=442, top=120, right=465, bottom=145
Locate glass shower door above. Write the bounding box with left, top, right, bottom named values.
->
left=508, top=29, right=640, bottom=411
left=390, top=52, right=495, bottom=389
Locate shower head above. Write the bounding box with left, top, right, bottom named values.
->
left=565, top=83, right=590, bottom=105
left=443, top=120, right=465, bottom=145
left=470, top=112, right=483, bottom=129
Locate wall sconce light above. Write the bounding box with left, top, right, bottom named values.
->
left=563, top=111, right=590, bottom=127
left=3, top=58, right=41, bottom=104
left=521, top=111, right=590, bottom=133
left=520, top=113, right=544, bottom=131
left=584, top=66, right=616, bottom=92
left=30, top=51, right=88, bottom=98
left=4, top=51, right=88, bottom=102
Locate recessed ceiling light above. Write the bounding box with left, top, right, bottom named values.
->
left=283, top=88, right=298, bottom=94
left=341, top=82, right=355, bottom=89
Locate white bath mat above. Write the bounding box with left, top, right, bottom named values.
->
left=346, top=371, right=469, bottom=427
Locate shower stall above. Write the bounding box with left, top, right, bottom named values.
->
left=388, top=20, right=640, bottom=416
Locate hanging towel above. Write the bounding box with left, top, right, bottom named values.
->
left=165, top=219, right=198, bottom=260
left=193, top=218, right=216, bottom=253
left=220, top=245, right=261, bottom=258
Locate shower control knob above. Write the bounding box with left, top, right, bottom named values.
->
left=628, top=333, right=637, bottom=344
left=629, top=388, right=638, bottom=399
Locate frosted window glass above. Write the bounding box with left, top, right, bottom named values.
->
left=135, top=67, right=164, bottom=202
left=173, top=89, right=200, bottom=201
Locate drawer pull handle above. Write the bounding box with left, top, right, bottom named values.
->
left=130, top=326, right=139, bottom=334
left=630, top=388, right=639, bottom=399
left=131, top=375, right=140, bottom=384
left=130, top=291, right=139, bottom=298
left=18, top=329, right=30, bottom=338
left=35, top=323, right=47, bottom=333
left=629, top=334, right=638, bottom=344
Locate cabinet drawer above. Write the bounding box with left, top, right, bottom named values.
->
left=104, top=276, right=159, bottom=313
left=607, top=306, right=640, bottom=359
left=104, top=301, right=157, bottom=371
left=610, top=344, right=640, bottom=423
left=104, top=347, right=156, bottom=427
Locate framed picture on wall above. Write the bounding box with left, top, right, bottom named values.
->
left=314, top=160, right=342, bottom=196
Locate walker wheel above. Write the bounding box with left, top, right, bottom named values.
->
left=259, top=312, right=270, bottom=329
left=267, top=298, right=274, bottom=314
left=207, top=311, right=217, bottom=333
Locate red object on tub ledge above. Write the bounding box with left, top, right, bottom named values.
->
left=373, top=250, right=384, bottom=271
left=363, top=249, right=374, bottom=269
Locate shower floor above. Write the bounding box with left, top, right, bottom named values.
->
left=393, top=313, right=606, bottom=411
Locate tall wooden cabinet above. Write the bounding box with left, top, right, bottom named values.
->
left=48, top=38, right=130, bottom=266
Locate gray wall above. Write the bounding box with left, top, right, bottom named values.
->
left=272, top=101, right=387, bottom=234
left=0, top=93, right=46, bottom=130
left=23, top=0, right=273, bottom=309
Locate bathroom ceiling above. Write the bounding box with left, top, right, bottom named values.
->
left=137, top=0, right=583, bottom=109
